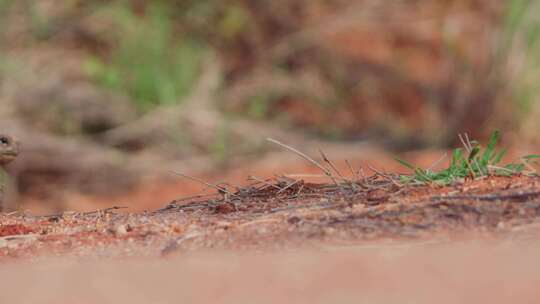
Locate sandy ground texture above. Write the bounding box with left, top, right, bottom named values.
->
left=2, top=240, right=540, bottom=304
left=2, top=174, right=540, bottom=303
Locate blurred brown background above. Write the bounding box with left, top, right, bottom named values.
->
left=1, top=0, right=540, bottom=212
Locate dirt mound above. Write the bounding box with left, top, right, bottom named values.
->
left=1, top=174, right=539, bottom=259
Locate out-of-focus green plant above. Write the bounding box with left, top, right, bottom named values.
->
left=209, top=120, right=231, bottom=164
left=500, top=0, right=540, bottom=114
left=247, top=93, right=276, bottom=119
left=216, top=4, right=250, bottom=41
left=84, top=2, right=204, bottom=112
left=0, top=0, right=11, bottom=18
left=0, top=1, right=9, bottom=50
left=26, top=1, right=53, bottom=40
left=0, top=0, right=13, bottom=78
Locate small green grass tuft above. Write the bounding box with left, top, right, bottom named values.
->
left=396, top=131, right=540, bottom=185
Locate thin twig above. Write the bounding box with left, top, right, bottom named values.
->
left=295, top=183, right=305, bottom=197
left=464, top=133, right=473, bottom=151
left=522, top=161, right=536, bottom=174
left=367, top=165, right=402, bottom=187
left=277, top=179, right=301, bottom=195
left=427, top=153, right=448, bottom=171
left=319, top=149, right=344, bottom=178
left=320, top=149, right=355, bottom=191
left=172, top=193, right=218, bottom=203
left=170, top=171, right=236, bottom=196
left=267, top=138, right=339, bottom=185
left=247, top=175, right=283, bottom=190
left=345, top=160, right=359, bottom=182
left=81, top=206, right=128, bottom=216
left=283, top=174, right=353, bottom=185
left=284, top=174, right=329, bottom=180
left=458, top=133, right=471, bottom=153
left=31, top=206, right=128, bottom=220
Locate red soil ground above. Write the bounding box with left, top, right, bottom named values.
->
left=3, top=149, right=540, bottom=303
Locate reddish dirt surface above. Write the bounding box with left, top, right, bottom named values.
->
left=3, top=151, right=540, bottom=303
left=0, top=224, right=35, bottom=237
left=3, top=174, right=540, bottom=259
left=3, top=242, right=540, bottom=304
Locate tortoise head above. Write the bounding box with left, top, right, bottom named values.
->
left=0, top=135, right=19, bottom=166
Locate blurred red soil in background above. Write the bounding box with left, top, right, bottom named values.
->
left=21, top=147, right=447, bottom=213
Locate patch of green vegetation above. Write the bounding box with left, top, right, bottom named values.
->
left=0, top=0, right=12, bottom=56
left=216, top=4, right=251, bottom=41
left=499, top=0, right=540, bottom=114
left=209, top=119, right=237, bottom=166
left=0, top=0, right=12, bottom=17
left=396, top=131, right=540, bottom=185
left=25, top=1, right=54, bottom=40
left=83, top=2, right=203, bottom=112
left=246, top=93, right=275, bottom=119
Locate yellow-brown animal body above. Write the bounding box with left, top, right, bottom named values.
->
left=0, top=135, right=19, bottom=210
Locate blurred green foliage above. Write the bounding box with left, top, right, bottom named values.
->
left=501, top=0, right=540, bottom=114
left=0, top=2, right=8, bottom=52
left=83, top=2, right=205, bottom=112
left=2, top=0, right=540, bottom=144
left=247, top=94, right=276, bottom=120
left=81, top=0, right=253, bottom=112
left=0, top=0, right=11, bottom=19
left=209, top=119, right=232, bottom=164
left=0, top=0, right=12, bottom=79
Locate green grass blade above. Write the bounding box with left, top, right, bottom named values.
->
left=491, top=148, right=507, bottom=166
left=451, top=148, right=463, bottom=167
left=468, top=146, right=480, bottom=162
left=395, top=157, right=416, bottom=170
left=481, top=130, right=500, bottom=164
